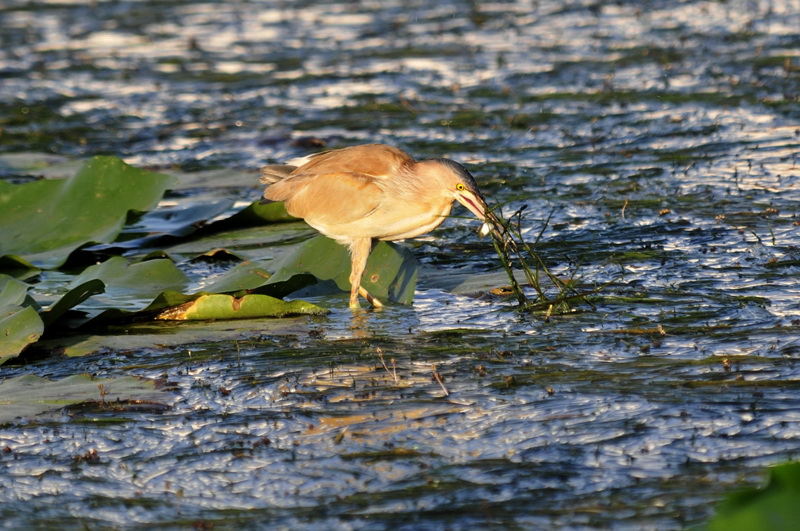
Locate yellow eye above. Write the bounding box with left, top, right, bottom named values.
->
left=456, top=183, right=466, bottom=191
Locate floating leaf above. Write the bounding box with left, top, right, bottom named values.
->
left=156, top=223, right=313, bottom=262
left=188, top=248, right=246, bottom=263
left=707, top=462, right=800, bottom=531
left=0, top=275, right=44, bottom=364
left=68, top=256, right=190, bottom=301
left=264, top=235, right=419, bottom=305
left=40, top=279, right=106, bottom=328
left=0, top=306, right=43, bottom=365
left=0, top=374, right=173, bottom=423
left=0, top=255, right=38, bottom=274
left=44, top=257, right=189, bottom=327
left=0, top=274, right=31, bottom=306
left=130, top=199, right=236, bottom=237
left=29, top=318, right=312, bottom=358
left=155, top=293, right=327, bottom=320
left=142, top=290, right=199, bottom=313
left=361, top=241, right=419, bottom=305
left=267, top=236, right=353, bottom=287
left=206, top=200, right=295, bottom=231
left=200, top=261, right=273, bottom=294
left=0, top=156, right=177, bottom=269
left=94, top=198, right=236, bottom=251
left=0, top=275, right=109, bottom=363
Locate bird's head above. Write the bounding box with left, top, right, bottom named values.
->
left=417, top=158, right=504, bottom=239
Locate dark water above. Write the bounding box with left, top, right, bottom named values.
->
left=2, top=0, right=800, bottom=528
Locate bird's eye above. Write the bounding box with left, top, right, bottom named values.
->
left=456, top=183, right=466, bottom=191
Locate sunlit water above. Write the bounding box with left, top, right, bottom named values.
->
left=2, top=0, right=800, bottom=528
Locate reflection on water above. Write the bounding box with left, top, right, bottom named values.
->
left=2, top=0, right=800, bottom=528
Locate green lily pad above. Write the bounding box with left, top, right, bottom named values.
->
left=40, top=279, right=106, bottom=328
left=0, top=275, right=44, bottom=364
left=708, top=461, right=800, bottom=531
left=201, top=260, right=273, bottom=294
left=68, top=256, right=190, bottom=302
left=0, top=254, right=39, bottom=273
left=206, top=200, right=296, bottom=231
left=104, top=198, right=237, bottom=250
left=0, top=374, right=174, bottom=423
left=43, top=257, right=190, bottom=327
left=264, top=235, right=419, bottom=305
left=0, top=275, right=112, bottom=364
left=155, top=292, right=327, bottom=320
left=30, top=318, right=316, bottom=358
left=0, top=306, right=43, bottom=365
left=0, top=274, right=32, bottom=306
left=142, top=289, right=200, bottom=313
left=155, top=223, right=314, bottom=262
left=0, top=155, right=177, bottom=269
left=188, top=248, right=247, bottom=263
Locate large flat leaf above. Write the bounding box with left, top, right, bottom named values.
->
left=0, top=275, right=108, bottom=364
left=0, top=156, right=177, bottom=269
left=48, top=257, right=190, bottom=327
left=0, top=306, right=43, bottom=365
left=91, top=198, right=237, bottom=252
left=207, top=200, right=296, bottom=230
left=99, top=172, right=291, bottom=251
left=362, top=241, right=419, bottom=304
left=155, top=293, right=327, bottom=320
left=28, top=318, right=315, bottom=358
left=200, top=260, right=274, bottom=294
left=708, top=462, right=800, bottom=531
left=0, top=374, right=174, bottom=423
left=24, top=257, right=324, bottom=330
left=264, top=235, right=419, bottom=305
left=0, top=274, right=31, bottom=306
left=68, top=256, right=190, bottom=304
left=0, top=275, right=44, bottom=364
left=40, top=279, right=106, bottom=328
left=154, top=223, right=314, bottom=262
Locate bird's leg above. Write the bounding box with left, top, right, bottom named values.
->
left=348, top=238, right=382, bottom=309
left=358, top=286, right=383, bottom=308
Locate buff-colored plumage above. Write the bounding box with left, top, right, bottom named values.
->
left=261, top=144, right=493, bottom=308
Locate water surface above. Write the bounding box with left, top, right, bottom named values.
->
left=1, top=0, right=799, bottom=528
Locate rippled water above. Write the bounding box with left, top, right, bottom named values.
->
left=2, top=0, right=800, bottom=528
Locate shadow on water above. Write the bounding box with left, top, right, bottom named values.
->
left=1, top=0, right=800, bottom=528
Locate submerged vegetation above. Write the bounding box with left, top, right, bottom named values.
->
left=488, top=204, right=606, bottom=315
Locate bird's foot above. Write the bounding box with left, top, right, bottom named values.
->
left=351, top=286, right=383, bottom=309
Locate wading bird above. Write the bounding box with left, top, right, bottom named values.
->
left=261, top=143, right=498, bottom=309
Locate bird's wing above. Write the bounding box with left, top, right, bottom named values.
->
left=292, top=144, right=413, bottom=181
left=270, top=171, right=384, bottom=226
left=260, top=164, right=296, bottom=184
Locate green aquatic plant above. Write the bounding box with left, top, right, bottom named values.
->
left=0, top=156, right=177, bottom=268
left=707, top=462, right=800, bottom=531
left=487, top=204, right=601, bottom=315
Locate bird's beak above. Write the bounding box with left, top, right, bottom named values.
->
left=455, top=190, right=489, bottom=221
left=455, top=190, right=505, bottom=241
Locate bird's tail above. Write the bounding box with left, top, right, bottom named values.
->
left=260, top=164, right=296, bottom=184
